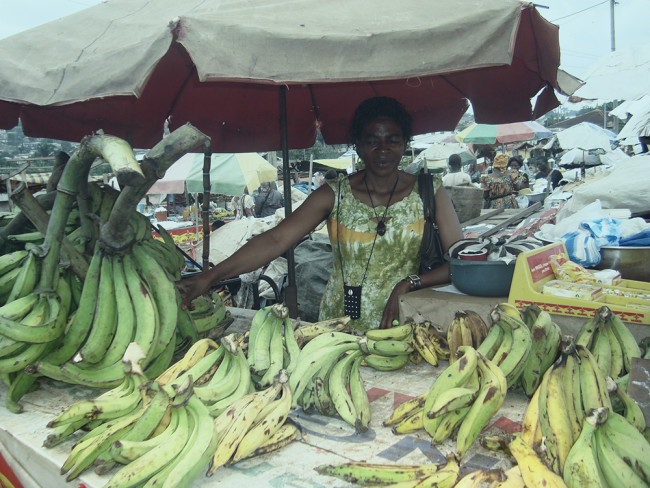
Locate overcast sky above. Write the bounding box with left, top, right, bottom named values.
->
left=0, top=0, right=648, bottom=79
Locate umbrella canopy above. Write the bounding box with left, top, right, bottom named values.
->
left=455, top=121, right=553, bottom=145
left=571, top=44, right=650, bottom=102
left=554, top=122, right=617, bottom=151
left=146, top=152, right=277, bottom=196
left=614, top=94, right=650, bottom=143
left=557, top=148, right=604, bottom=167
left=0, top=0, right=565, bottom=150
left=412, top=142, right=473, bottom=167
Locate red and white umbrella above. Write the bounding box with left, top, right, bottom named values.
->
left=455, top=121, right=553, bottom=145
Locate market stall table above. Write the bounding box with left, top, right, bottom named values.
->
left=0, top=309, right=529, bottom=488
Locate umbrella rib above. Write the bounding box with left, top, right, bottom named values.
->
left=166, top=65, right=197, bottom=120
left=308, top=85, right=320, bottom=121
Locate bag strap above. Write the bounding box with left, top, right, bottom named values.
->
left=417, top=172, right=437, bottom=226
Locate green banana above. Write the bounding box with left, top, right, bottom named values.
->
left=329, top=350, right=363, bottom=428
left=455, top=353, right=507, bottom=458
left=122, top=253, right=159, bottom=365
left=76, top=251, right=117, bottom=363
left=103, top=405, right=191, bottom=488
left=362, top=352, right=409, bottom=371
left=131, top=242, right=178, bottom=359
left=6, top=251, right=38, bottom=303
left=0, top=249, right=28, bottom=276
left=350, top=354, right=370, bottom=432
left=606, top=308, right=641, bottom=373
left=606, top=376, right=646, bottom=433
left=599, top=411, right=650, bottom=482
left=519, top=310, right=561, bottom=396
left=365, top=322, right=413, bottom=341
left=595, top=412, right=649, bottom=487
left=563, top=407, right=609, bottom=487
left=43, top=247, right=102, bottom=365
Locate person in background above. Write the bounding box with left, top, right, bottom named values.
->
left=508, top=156, right=529, bottom=190
left=255, top=181, right=284, bottom=217
left=481, top=153, right=519, bottom=209
left=442, top=153, right=472, bottom=187
left=176, top=96, right=463, bottom=331
left=535, top=159, right=563, bottom=190
left=241, top=186, right=256, bottom=218
left=468, top=162, right=482, bottom=183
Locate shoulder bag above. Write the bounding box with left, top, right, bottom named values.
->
left=417, top=172, right=445, bottom=274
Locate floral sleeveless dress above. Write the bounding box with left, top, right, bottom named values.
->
left=318, top=173, right=441, bottom=331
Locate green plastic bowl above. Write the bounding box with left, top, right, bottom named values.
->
left=444, top=254, right=516, bottom=297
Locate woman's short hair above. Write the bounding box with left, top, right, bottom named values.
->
left=349, top=97, right=413, bottom=145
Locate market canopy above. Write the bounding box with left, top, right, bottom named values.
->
left=554, top=122, right=617, bottom=151
left=146, top=152, right=278, bottom=196
left=455, top=121, right=553, bottom=145
left=0, top=0, right=569, bottom=150
left=571, top=44, right=650, bottom=102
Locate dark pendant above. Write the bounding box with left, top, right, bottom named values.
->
left=376, top=220, right=386, bottom=236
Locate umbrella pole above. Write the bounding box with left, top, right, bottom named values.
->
left=308, top=154, right=314, bottom=195
left=202, top=141, right=211, bottom=271
left=280, top=86, right=298, bottom=318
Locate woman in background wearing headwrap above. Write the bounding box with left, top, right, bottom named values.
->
left=481, top=153, right=519, bottom=209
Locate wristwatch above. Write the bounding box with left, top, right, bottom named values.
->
left=406, top=274, right=422, bottom=291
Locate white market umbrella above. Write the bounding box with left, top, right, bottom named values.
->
left=572, top=44, right=650, bottom=102
left=555, top=122, right=617, bottom=151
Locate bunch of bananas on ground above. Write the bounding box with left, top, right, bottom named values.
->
left=361, top=322, right=417, bottom=371
left=575, top=305, right=641, bottom=380
left=207, top=369, right=295, bottom=476
left=476, top=303, right=532, bottom=387
left=314, top=453, right=460, bottom=488
left=520, top=337, right=612, bottom=475
left=409, top=320, right=450, bottom=367
left=517, top=304, right=562, bottom=397
left=247, top=303, right=300, bottom=388
left=563, top=406, right=650, bottom=487
left=446, top=310, right=488, bottom=361
left=287, top=329, right=360, bottom=412
left=43, top=341, right=299, bottom=486
left=384, top=346, right=507, bottom=458
left=157, top=336, right=252, bottom=418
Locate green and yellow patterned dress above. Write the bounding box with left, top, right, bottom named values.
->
left=318, top=173, right=441, bottom=331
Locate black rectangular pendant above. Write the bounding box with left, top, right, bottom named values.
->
left=343, top=285, right=362, bottom=320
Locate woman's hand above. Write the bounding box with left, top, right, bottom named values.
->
left=379, top=279, right=411, bottom=329
left=175, top=273, right=214, bottom=311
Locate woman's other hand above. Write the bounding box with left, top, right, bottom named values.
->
left=379, top=279, right=411, bottom=329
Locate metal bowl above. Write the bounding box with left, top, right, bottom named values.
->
left=444, top=254, right=516, bottom=297
left=595, top=246, right=650, bottom=282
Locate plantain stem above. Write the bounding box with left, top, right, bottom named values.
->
left=100, top=123, right=209, bottom=251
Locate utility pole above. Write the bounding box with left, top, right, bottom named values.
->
left=610, top=0, right=616, bottom=52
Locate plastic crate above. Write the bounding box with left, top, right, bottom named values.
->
left=508, top=242, right=650, bottom=325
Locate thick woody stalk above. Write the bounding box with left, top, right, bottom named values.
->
left=100, top=123, right=209, bottom=250
left=9, top=184, right=89, bottom=279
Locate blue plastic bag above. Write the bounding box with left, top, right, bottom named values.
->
left=581, top=217, right=622, bottom=247
left=562, top=229, right=601, bottom=267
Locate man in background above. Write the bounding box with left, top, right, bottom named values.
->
left=255, top=181, right=284, bottom=217
left=442, top=153, right=472, bottom=187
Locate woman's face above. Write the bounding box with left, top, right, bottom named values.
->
left=510, top=161, right=521, bottom=171
left=355, top=117, right=406, bottom=176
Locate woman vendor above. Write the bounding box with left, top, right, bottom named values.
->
left=176, top=97, right=463, bottom=331
left=481, top=153, right=520, bottom=209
